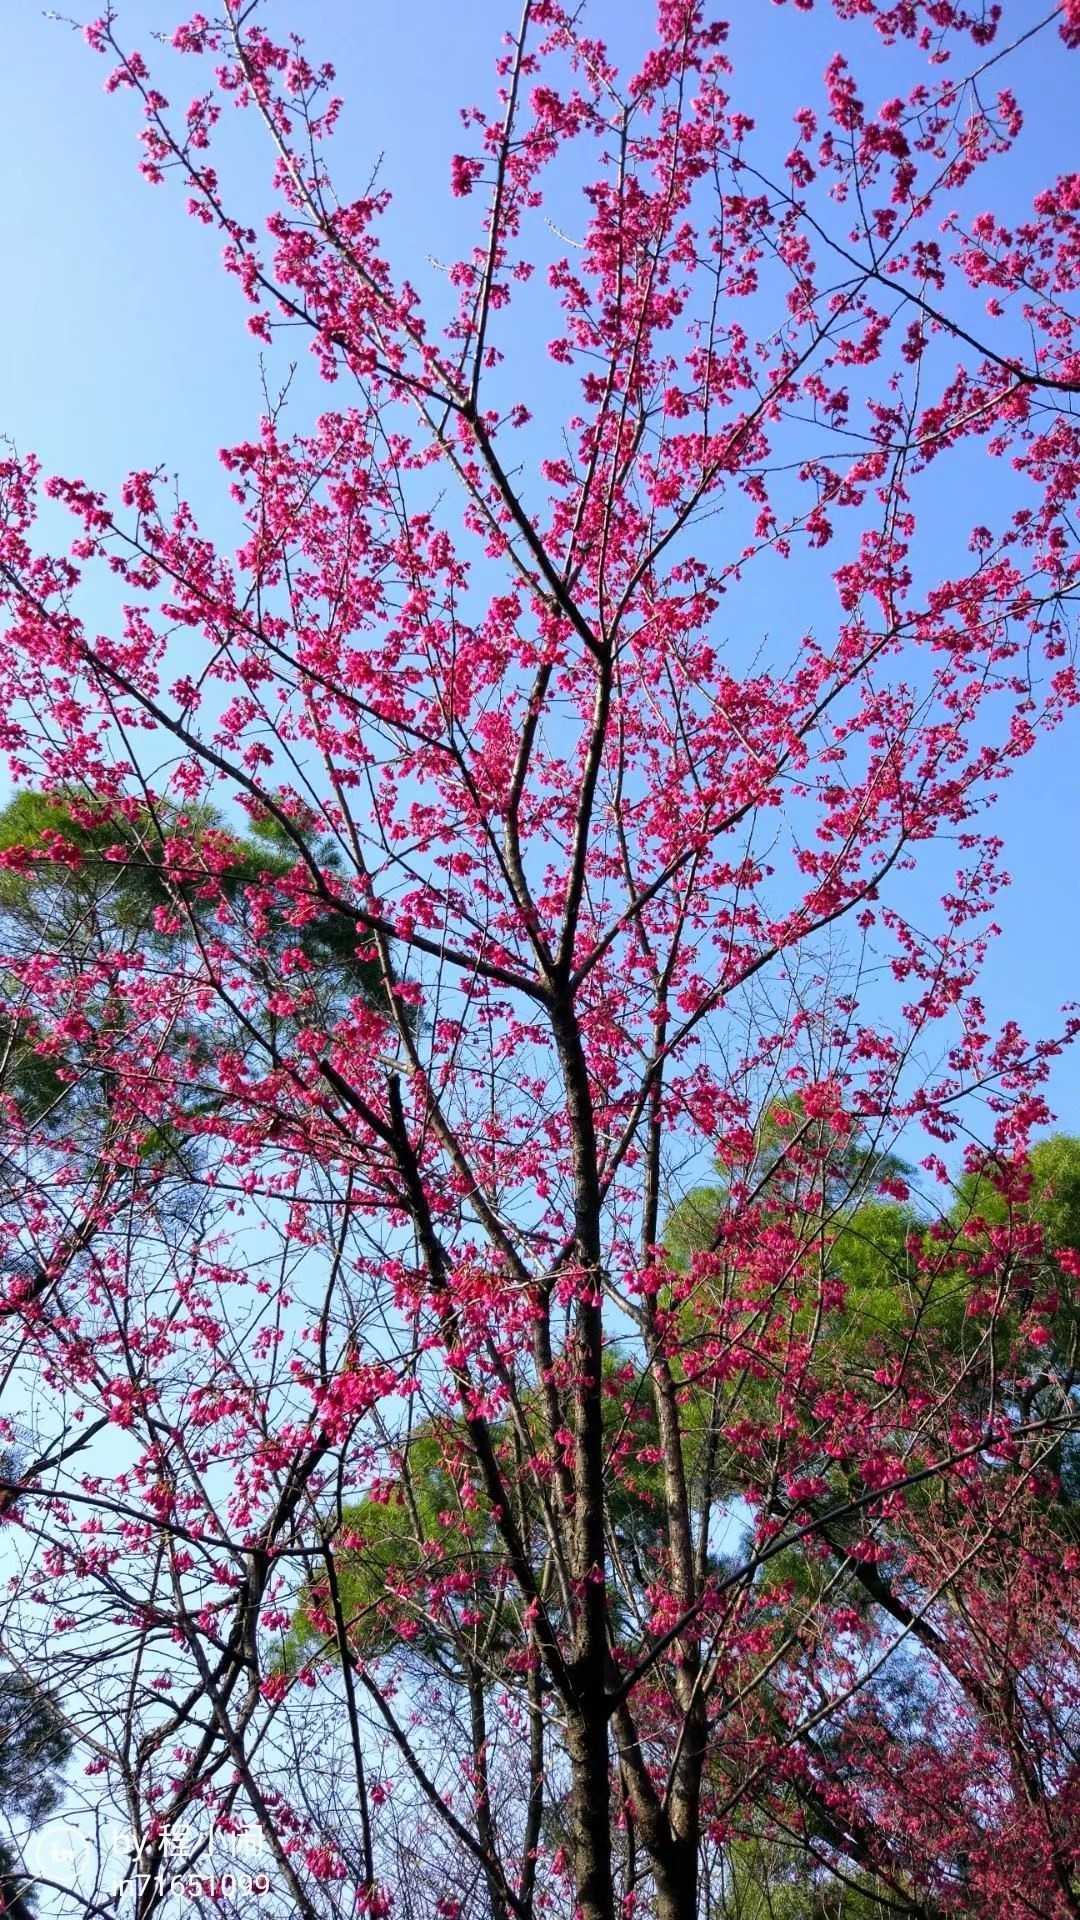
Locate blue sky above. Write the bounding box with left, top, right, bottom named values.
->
left=1, top=0, right=1078, bottom=1130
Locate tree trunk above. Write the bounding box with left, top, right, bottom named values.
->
left=550, top=1002, right=617, bottom=1920
left=652, top=1840, right=700, bottom=1920
left=467, top=1662, right=509, bottom=1920
left=566, top=1709, right=615, bottom=1920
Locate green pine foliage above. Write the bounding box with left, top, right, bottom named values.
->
left=0, top=787, right=391, bottom=1149
left=0, top=1669, right=71, bottom=1918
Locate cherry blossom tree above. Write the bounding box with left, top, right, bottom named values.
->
left=0, top=1, right=1079, bottom=1916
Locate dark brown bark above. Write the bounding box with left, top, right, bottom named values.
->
left=565, top=1710, right=615, bottom=1920
left=468, top=1663, right=509, bottom=1920
left=517, top=1662, right=544, bottom=1917
left=551, top=992, right=615, bottom=1920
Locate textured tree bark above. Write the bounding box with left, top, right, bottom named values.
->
left=468, top=1664, right=509, bottom=1920
left=553, top=995, right=616, bottom=1920
left=566, top=1708, right=615, bottom=1920
left=652, top=1841, right=701, bottom=1920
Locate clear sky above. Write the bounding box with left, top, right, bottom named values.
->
left=1, top=0, right=1078, bottom=1129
